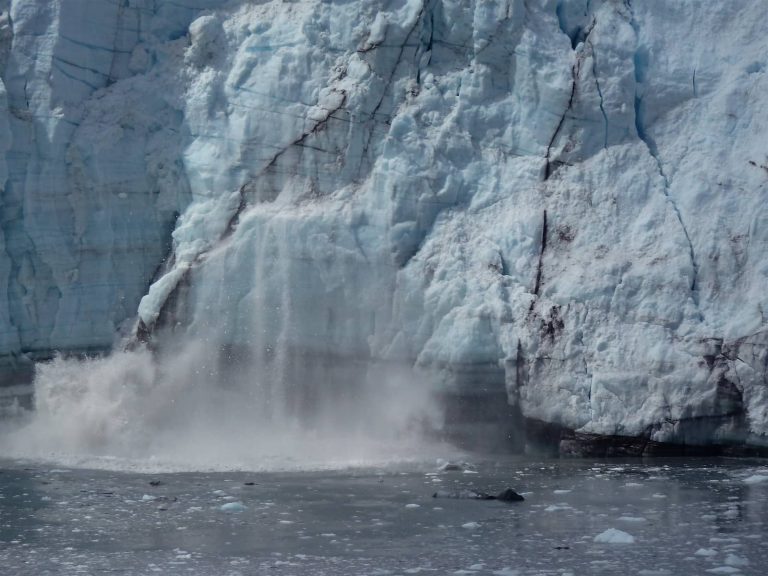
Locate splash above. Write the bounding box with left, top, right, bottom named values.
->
left=0, top=339, right=451, bottom=472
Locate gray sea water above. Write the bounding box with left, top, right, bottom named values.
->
left=1, top=457, right=766, bottom=575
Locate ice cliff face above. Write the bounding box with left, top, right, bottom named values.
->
left=1, top=0, right=767, bottom=450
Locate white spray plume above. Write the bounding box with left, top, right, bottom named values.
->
left=1, top=340, right=452, bottom=472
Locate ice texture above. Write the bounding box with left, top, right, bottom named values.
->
left=743, top=475, right=768, bottom=485
left=219, top=502, right=247, bottom=513
left=0, top=1, right=767, bottom=447
left=593, top=528, right=635, bottom=544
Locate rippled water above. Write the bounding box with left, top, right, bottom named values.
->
left=1, top=457, right=766, bottom=575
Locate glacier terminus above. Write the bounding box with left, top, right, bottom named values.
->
left=0, top=0, right=767, bottom=458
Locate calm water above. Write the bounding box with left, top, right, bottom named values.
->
left=1, top=457, right=766, bottom=575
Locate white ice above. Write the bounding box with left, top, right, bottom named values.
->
left=593, top=528, right=635, bottom=544
left=1, top=0, right=767, bottom=456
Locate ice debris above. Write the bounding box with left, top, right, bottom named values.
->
left=594, top=528, right=635, bottom=544
left=220, top=502, right=247, bottom=513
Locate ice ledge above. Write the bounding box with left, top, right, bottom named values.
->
left=525, top=419, right=768, bottom=458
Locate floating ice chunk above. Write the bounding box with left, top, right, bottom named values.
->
left=405, top=503, right=421, bottom=509
left=593, top=528, right=635, bottom=544
left=743, top=474, right=768, bottom=484
left=544, top=504, right=572, bottom=512
left=493, top=569, right=520, bottom=576
left=705, top=567, right=741, bottom=574
left=710, top=537, right=740, bottom=543
left=723, top=506, right=740, bottom=519
left=618, top=516, right=647, bottom=523
left=141, top=494, right=156, bottom=501
left=695, top=548, right=718, bottom=557
left=623, top=483, right=643, bottom=488
left=437, top=460, right=475, bottom=473
left=553, top=489, right=572, bottom=494
left=724, top=554, right=749, bottom=567
left=219, top=502, right=247, bottom=512
left=462, top=522, right=481, bottom=530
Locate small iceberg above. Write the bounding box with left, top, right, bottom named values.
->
left=594, top=528, right=635, bottom=544
left=743, top=474, right=768, bottom=485
left=220, top=502, right=247, bottom=513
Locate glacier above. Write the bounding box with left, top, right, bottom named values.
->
left=0, top=0, right=767, bottom=455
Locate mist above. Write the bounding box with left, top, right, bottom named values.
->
left=0, top=338, right=452, bottom=472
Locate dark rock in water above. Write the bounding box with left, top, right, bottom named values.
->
left=149, top=480, right=164, bottom=487
left=432, top=488, right=524, bottom=502
left=153, top=496, right=178, bottom=503
left=496, top=488, right=524, bottom=502
left=244, top=482, right=256, bottom=486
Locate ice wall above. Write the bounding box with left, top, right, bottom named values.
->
left=1, top=0, right=767, bottom=450
left=0, top=0, right=215, bottom=375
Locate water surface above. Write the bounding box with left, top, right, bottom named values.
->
left=1, top=457, right=766, bottom=575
